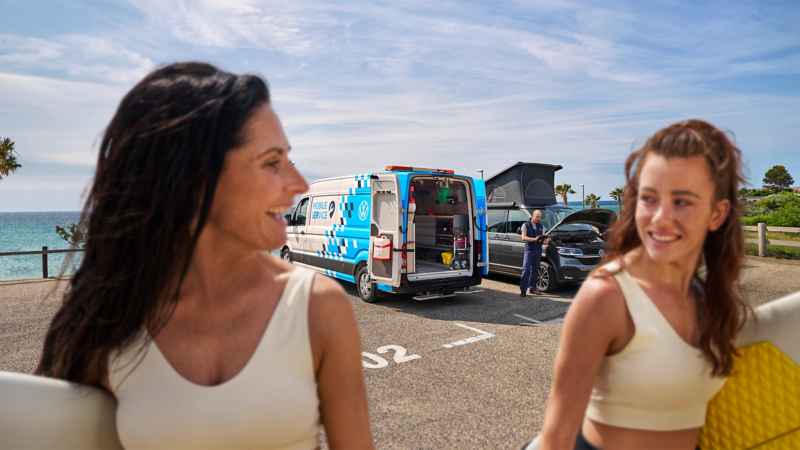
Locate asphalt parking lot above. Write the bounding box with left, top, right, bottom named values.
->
left=2, top=256, right=800, bottom=449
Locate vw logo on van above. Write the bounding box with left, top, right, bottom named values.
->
left=328, top=200, right=336, bottom=218
left=599, top=249, right=605, bottom=256
left=358, top=201, right=369, bottom=221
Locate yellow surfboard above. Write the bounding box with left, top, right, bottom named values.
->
left=700, top=290, right=800, bottom=450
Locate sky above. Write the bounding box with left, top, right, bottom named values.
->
left=1, top=0, right=799, bottom=212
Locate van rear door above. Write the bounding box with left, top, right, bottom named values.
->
left=369, top=173, right=401, bottom=286
left=474, top=178, right=489, bottom=276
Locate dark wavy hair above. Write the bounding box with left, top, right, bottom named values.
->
left=599, top=119, right=749, bottom=377
left=38, top=62, right=270, bottom=384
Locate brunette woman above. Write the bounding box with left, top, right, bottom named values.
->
left=535, top=120, right=749, bottom=449
left=36, top=62, right=374, bottom=449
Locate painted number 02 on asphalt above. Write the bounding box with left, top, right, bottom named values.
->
left=362, top=345, right=421, bottom=369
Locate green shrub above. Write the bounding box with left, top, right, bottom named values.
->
left=742, top=205, right=800, bottom=227
left=754, top=192, right=800, bottom=210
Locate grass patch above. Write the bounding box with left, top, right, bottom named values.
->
left=744, top=243, right=800, bottom=259
left=743, top=231, right=800, bottom=242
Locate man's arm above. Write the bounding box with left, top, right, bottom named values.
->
left=521, top=225, right=537, bottom=242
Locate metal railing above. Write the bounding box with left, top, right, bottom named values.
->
left=744, top=223, right=800, bottom=257
left=0, top=247, right=85, bottom=279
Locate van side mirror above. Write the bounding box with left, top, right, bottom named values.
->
left=517, top=226, right=522, bottom=234
left=284, top=214, right=294, bottom=225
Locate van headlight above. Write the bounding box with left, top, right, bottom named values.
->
left=558, top=248, right=584, bottom=256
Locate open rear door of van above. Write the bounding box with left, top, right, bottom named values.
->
left=369, top=173, right=401, bottom=287
left=474, top=178, right=489, bottom=276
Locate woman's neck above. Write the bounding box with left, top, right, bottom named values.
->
left=176, top=227, right=269, bottom=307
left=626, top=247, right=701, bottom=296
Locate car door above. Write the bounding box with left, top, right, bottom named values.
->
left=486, top=209, right=507, bottom=272
left=503, top=209, right=531, bottom=271
left=368, top=173, right=401, bottom=287
left=289, top=197, right=309, bottom=265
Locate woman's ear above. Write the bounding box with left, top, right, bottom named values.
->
left=708, top=198, right=731, bottom=232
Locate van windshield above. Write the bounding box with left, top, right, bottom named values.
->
left=541, top=207, right=595, bottom=232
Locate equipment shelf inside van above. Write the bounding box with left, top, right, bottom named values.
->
left=408, top=176, right=475, bottom=280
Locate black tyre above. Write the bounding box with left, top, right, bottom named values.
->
left=281, top=247, right=292, bottom=263
left=357, top=265, right=379, bottom=303
left=536, top=261, right=558, bottom=293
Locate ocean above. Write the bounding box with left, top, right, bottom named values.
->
left=0, top=211, right=83, bottom=281
left=565, top=200, right=621, bottom=213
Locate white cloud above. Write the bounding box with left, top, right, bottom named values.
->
left=0, top=33, right=154, bottom=84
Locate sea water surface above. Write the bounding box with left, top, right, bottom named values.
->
left=0, top=212, right=83, bottom=281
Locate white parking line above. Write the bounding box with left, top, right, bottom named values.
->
left=514, top=313, right=565, bottom=325
left=442, top=323, right=496, bottom=348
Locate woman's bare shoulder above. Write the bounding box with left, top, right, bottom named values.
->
left=308, top=273, right=351, bottom=311
left=569, top=269, right=627, bottom=323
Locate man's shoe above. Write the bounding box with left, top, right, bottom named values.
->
left=520, top=291, right=526, bottom=297
left=531, top=289, right=541, bottom=295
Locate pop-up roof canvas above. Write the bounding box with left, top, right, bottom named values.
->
left=485, top=162, right=563, bottom=207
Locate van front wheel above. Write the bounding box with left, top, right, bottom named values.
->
left=357, top=265, right=379, bottom=303
left=536, top=261, right=557, bottom=293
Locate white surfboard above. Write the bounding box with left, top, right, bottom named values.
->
left=0, top=371, right=122, bottom=449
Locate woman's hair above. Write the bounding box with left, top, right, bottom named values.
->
left=39, top=62, right=270, bottom=384
left=600, top=119, right=749, bottom=377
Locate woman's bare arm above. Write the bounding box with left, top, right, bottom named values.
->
left=538, top=275, right=629, bottom=449
left=309, top=275, right=374, bottom=450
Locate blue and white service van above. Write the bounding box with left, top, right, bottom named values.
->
left=282, top=166, right=489, bottom=302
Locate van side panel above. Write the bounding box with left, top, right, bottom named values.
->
left=305, top=174, right=373, bottom=282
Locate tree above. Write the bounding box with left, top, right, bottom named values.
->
left=0, top=137, right=22, bottom=180
left=56, top=222, right=89, bottom=248
left=584, top=193, right=601, bottom=209
left=609, top=187, right=624, bottom=213
left=554, top=184, right=576, bottom=206
left=763, top=165, right=794, bottom=193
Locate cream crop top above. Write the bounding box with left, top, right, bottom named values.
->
left=108, top=268, right=321, bottom=449
left=586, top=262, right=727, bottom=431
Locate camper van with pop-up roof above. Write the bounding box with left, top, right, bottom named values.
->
left=485, top=162, right=616, bottom=292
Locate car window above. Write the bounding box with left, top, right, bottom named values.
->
left=487, top=210, right=506, bottom=233
left=505, top=210, right=529, bottom=234
left=294, top=198, right=309, bottom=226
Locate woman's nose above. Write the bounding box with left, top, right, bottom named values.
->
left=652, top=201, right=673, bottom=226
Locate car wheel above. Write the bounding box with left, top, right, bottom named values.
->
left=536, top=261, right=558, bottom=293
left=281, top=247, right=292, bottom=263
left=357, top=265, right=379, bottom=303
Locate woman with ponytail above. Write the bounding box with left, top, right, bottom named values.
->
left=535, top=120, right=750, bottom=450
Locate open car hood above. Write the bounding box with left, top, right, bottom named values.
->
left=548, top=209, right=617, bottom=234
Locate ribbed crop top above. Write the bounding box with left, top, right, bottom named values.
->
left=108, top=268, right=321, bottom=449
left=586, top=262, right=727, bottom=431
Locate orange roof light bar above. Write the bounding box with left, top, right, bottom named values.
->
left=386, top=166, right=454, bottom=174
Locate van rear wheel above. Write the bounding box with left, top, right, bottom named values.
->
left=357, top=265, right=379, bottom=303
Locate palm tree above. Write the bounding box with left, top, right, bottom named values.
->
left=584, top=193, right=601, bottom=209
left=0, top=137, right=22, bottom=180
left=554, top=184, right=576, bottom=206
left=609, top=187, right=624, bottom=213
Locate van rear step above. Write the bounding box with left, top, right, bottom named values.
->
left=457, top=288, right=484, bottom=294
left=412, top=288, right=484, bottom=301
left=413, top=292, right=456, bottom=301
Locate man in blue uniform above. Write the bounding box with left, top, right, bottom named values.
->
left=520, top=210, right=547, bottom=296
